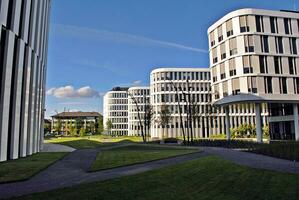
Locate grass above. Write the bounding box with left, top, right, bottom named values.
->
left=45, top=135, right=143, bottom=149
left=15, top=156, right=299, bottom=200
left=0, top=152, right=67, bottom=183
left=90, top=145, right=199, bottom=171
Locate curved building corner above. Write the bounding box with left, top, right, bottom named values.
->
left=0, top=0, right=52, bottom=161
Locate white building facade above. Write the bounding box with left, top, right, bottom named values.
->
left=128, top=87, right=150, bottom=136
left=0, top=0, right=51, bottom=161
left=150, top=68, right=267, bottom=139
left=103, top=87, right=129, bottom=136
left=208, top=8, right=299, bottom=141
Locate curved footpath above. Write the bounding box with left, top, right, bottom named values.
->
left=0, top=145, right=299, bottom=199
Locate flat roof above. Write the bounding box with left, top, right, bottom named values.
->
left=51, top=111, right=102, bottom=118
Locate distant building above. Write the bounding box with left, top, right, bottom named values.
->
left=51, top=112, right=102, bottom=135
left=128, top=87, right=150, bottom=136
left=0, top=0, right=52, bottom=161
left=150, top=68, right=268, bottom=139
left=103, top=87, right=129, bottom=136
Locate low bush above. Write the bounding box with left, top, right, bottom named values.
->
left=250, top=141, right=299, bottom=161
left=164, top=138, right=178, bottom=143
left=193, top=139, right=260, bottom=150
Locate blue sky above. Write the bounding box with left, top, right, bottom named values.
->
left=45, top=0, right=296, bottom=118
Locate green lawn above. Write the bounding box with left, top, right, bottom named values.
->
left=45, top=136, right=143, bottom=149
left=0, top=152, right=67, bottom=183
left=16, top=156, right=299, bottom=200
left=90, top=145, right=199, bottom=171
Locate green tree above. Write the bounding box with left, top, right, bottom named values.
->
left=106, top=119, right=113, bottom=135
left=69, top=125, right=78, bottom=137
left=54, top=118, right=62, bottom=134
left=97, top=118, right=104, bottom=134
left=44, top=122, right=51, bottom=135
left=79, top=127, right=86, bottom=137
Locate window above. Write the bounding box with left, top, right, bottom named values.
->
left=229, top=58, right=236, bottom=76
left=274, top=56, right=281, bottom=74
left=296, top=78, right=299, bottom=94
left=259, top=55, right=267, bottom=73
left=229, top=37, right=237, bottom=55
left=220, top=43, right=226, bottom=60
left=243, top=56, right=253, bottom=74
left=265, top=77, right=273, bottom=94
left=232, top=78, right=240, bottom=95
left=223, top=81, right=228, bottom=97
left=209, top=31, right=215, bottom=47
left=261, top=36, right=269, bottom=53
left=226, top=19, right=233, bottom=37
left=289, top=57, right=295, bottom=75
left=270, top=17, right=277, bottom=33
left=248, top=77, right=257, bottom=93
left=255, top=15, right=264, bottom=32
left=220, top=62, right=226, bottom=79
left=284, top=18, right=291, bottom=35
left=244, top=35, right=254, bottom=52
left=218, top=25, right=223, bottom=42
left=212, top=66, right=217, bottom=82
left=212, top=48, right=218, bottom=64
left=291, top=38, right=297, bottom=54
left=214, top=85, right=219, bottom=99
left=240, top=16, right=249, bottom=32
left=281, top=77, right=287, bottom=94
left=276, top=37, right=283, bottom=54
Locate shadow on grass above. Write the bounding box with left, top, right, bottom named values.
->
left=47, top=137, right=144, bottom=150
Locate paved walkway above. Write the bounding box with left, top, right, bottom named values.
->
left=0, top=145, right=298, bottom=199
left=41, top=143, right=76, bottom=152
left=203, top=147, right=299, bottom=174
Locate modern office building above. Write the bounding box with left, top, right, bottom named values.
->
left=150, top=68, right=268, bottom=139
left=208, top=8, right=299, bottom=141
left=0, top=0, right=51, bottom=161
left=127, top=87, right=150, bottom=136
left=103, top=87, right=129, bottom=136
left=51, top=112, right=102, bottom=134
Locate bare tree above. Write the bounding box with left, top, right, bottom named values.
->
left=158, top=104, right=172, bottom=139
left=144, top=104, right=154, bottom=141
left=128, top=92, right=146, bottom=142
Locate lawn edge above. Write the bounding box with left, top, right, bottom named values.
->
left=0, top=152, right=69, bottom=184
left=88, top=150, right=202, bottom=172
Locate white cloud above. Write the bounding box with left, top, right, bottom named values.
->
left=132, top=80, right=142, bottom=86
left=46, top=85, right=100, bottom=99
left=52, top=23, right=208, bottom=54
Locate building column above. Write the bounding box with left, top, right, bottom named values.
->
left=293, top=104, right=299, bottom=141
left=255, top=103, right=263, bottom=143
left=225, top=106, right=230, bottom=140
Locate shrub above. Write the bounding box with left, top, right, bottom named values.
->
left=79, top=128, right=86, bottom=137
left=164, top=138, right=178, bottom=143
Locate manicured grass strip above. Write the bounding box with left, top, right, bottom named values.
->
left=16, top=156, right=299, bottom=200
left=90, top=145, right=199, bottom=171
left=0, top=152, right=68, bottom=183
left=45, top=136, right=143, bottom=149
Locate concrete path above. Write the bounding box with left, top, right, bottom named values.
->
left=203, top=147, right=299, bottom=174
left=41, top=143, right=76, bottom=152
left=0, top=145, right=299, bottom=199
